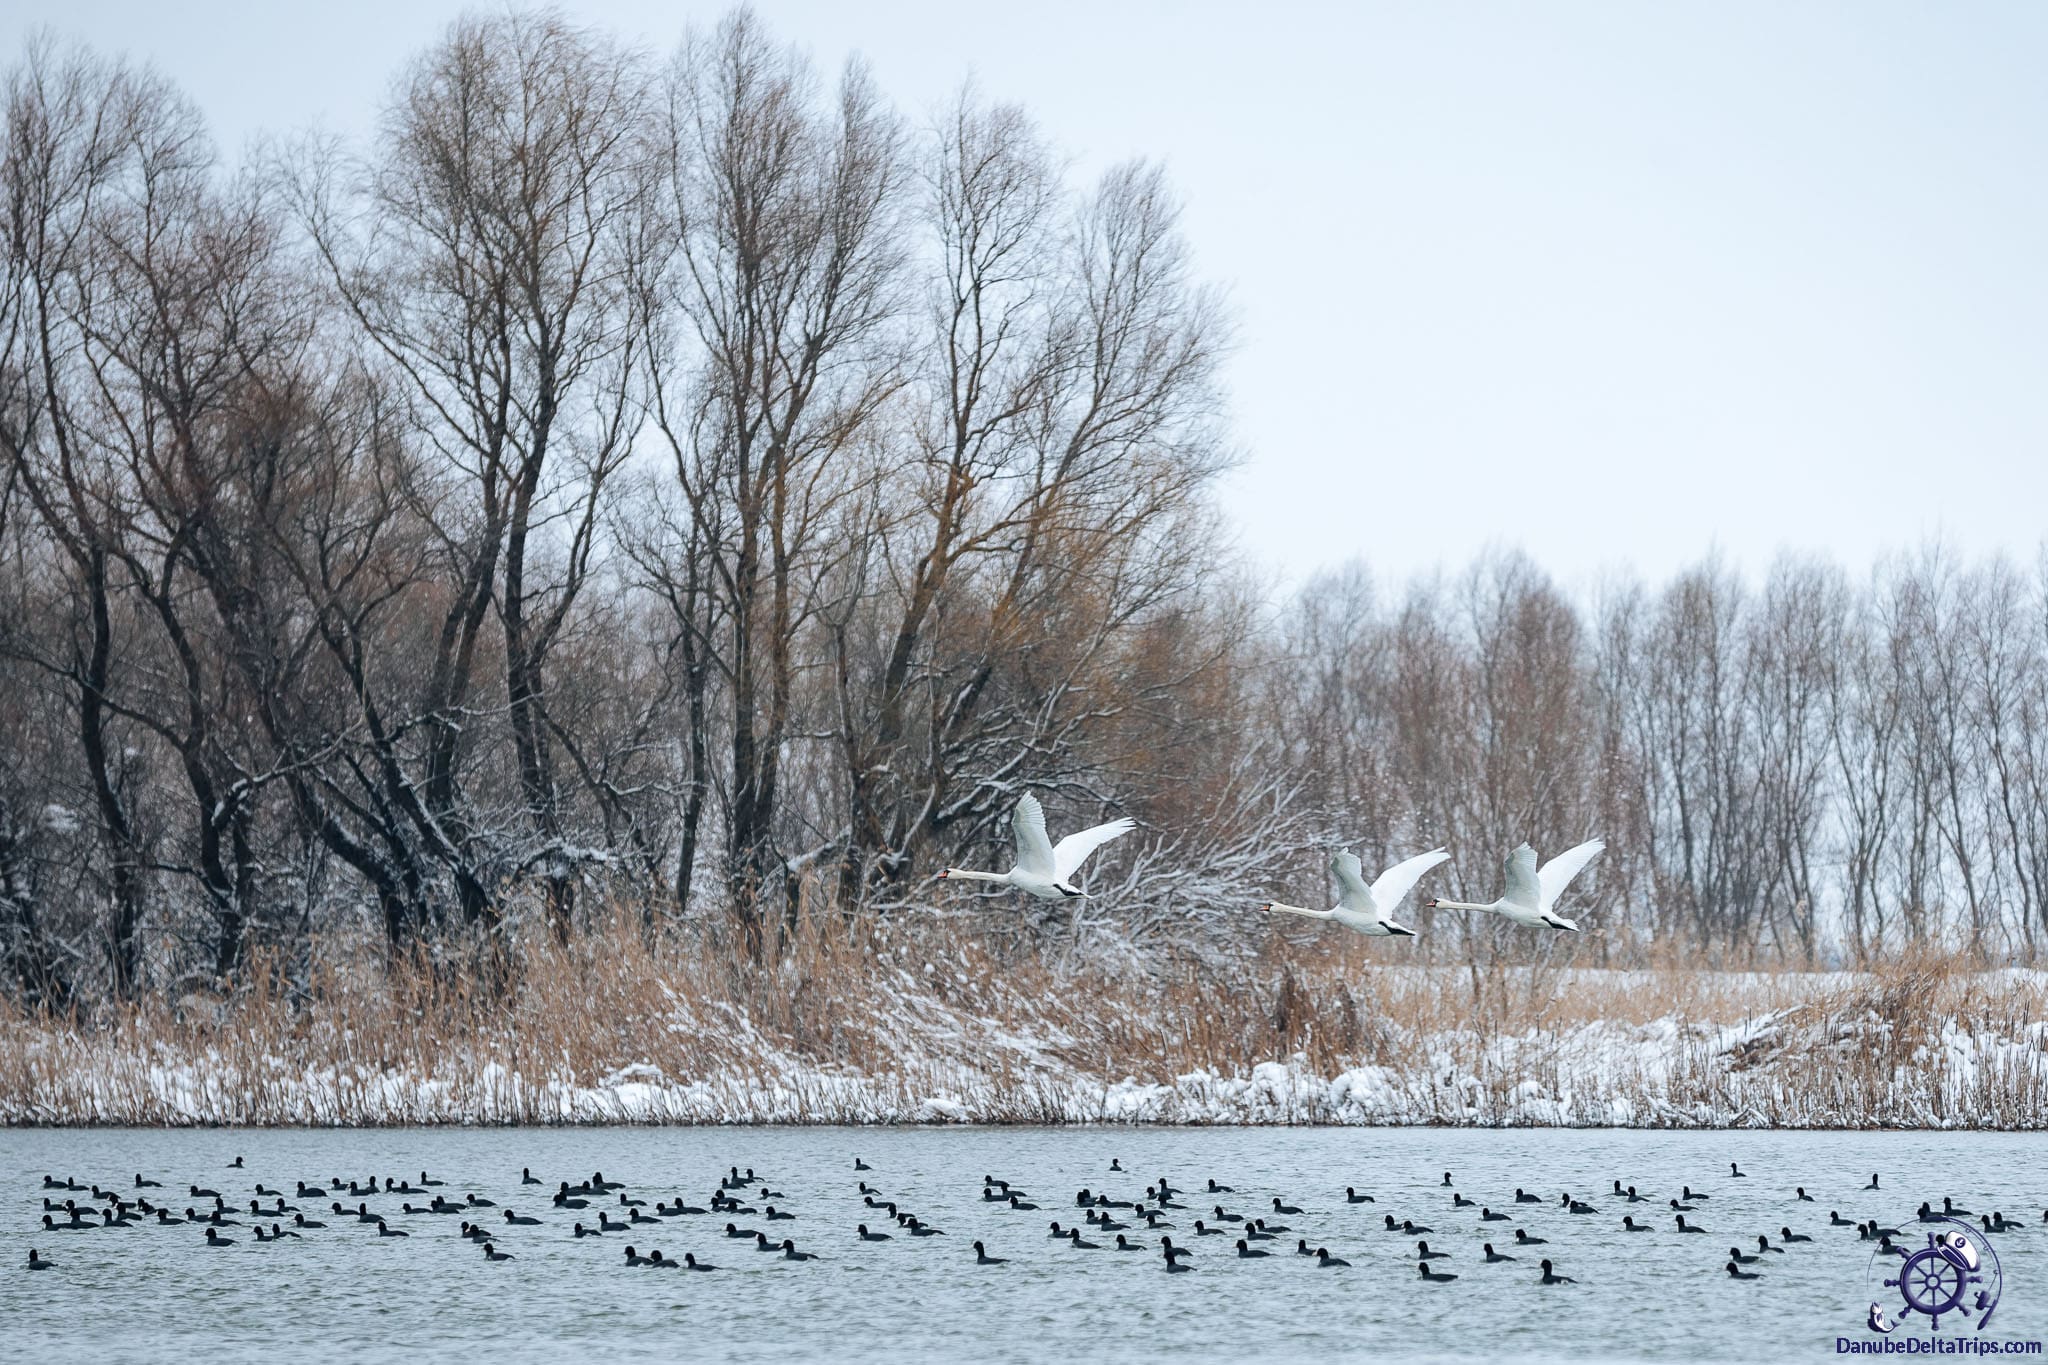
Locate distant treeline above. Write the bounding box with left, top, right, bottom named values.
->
left=1, top=13, right=2042, bottom=1008
left=1278, top=550, right=2048, bottom=971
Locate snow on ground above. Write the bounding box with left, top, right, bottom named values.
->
left=5, top=970, right=2044, bottom=1127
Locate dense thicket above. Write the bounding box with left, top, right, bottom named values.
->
left=2, top=14, right=2043, bottom=1007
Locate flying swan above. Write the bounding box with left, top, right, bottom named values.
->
left=1423, top=841, right=1604, bottom=931
left=937, top=794, right=1135, bottom=900
left=1260, top=849, right=1449, bottom=938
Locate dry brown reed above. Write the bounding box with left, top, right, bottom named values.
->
left=2, top=910, right=2042, bottom=1127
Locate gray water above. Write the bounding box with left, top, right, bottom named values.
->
left=3, top=1128, right=2044, bottom=1362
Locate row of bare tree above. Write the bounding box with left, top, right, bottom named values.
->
left=2, top=15, right=2043, bottom=1007
left=1276, top=550, right=2048, bottom=967
left=0, top=12, right=1231, bottom=1001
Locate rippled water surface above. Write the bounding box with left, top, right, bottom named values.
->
left=4, top=1128, right=2044, bottom=1362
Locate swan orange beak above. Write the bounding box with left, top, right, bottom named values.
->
left=936, top=870, right=948, bottom=879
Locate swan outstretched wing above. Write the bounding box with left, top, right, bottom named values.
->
left=1011, top=795, right=1058, bottom=878
left=1369, top=848, right=1451, bottom=915
left=1502, top=843, right=1542, bottom=909
left=1537, top=839, right=1605, bottom=909
left=1330, top=851, right=1373, bottom=912
left=1054, top=817, right=1136, bottom=881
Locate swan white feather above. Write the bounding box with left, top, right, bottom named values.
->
left=938, top=793, right=1135, bottom=900
left=1264, top=847, right=1449, bottom=938
left=1426, top=840, right=1604, bottom=931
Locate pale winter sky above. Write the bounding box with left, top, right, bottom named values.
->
left=10, top=1, right=2045, bottom=592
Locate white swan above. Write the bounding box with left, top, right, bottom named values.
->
left=938, top=793, right=1135, bottom=900
left=1261, top=848, right=1449, bottom=937
left=1423, top=840, right=1604, bottom=931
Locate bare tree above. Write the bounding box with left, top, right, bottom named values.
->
left=293, top=11, right=656, bottom=939
left=841, top=110, right=1233, bottom=905
left=650, top=10, right=904, bottom=954
left=1, top=43, right=179, bottom=992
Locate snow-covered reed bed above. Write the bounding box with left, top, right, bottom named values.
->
left=3, top=917, right=2043, bottom=1127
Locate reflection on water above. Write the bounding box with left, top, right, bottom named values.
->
left=4, top=1127, right=2043, bottom=1362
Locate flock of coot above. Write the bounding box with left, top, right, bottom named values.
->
left=25, top=1155, right=2043, bottom=1285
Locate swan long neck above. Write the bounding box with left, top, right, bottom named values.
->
left=1428, top=898, right=1496, bottom=913
left=942, top=868, right=1011, bottom=884
left=1264, top=902, right=1332, bottom=920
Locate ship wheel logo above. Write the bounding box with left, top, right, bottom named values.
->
left=1871, top=1217, right=2003, bottom=1333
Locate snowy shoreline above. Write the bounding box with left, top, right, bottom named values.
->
left=8, top=989, right=2043, bottom=1129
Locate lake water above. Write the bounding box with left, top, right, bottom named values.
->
left=4, top=1127, right=2043, bottom=1362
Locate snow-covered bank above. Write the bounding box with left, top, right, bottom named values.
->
left=4, top=1008, right=2043, bottom=1128
left=6, top=943, right=2044, bottom=1127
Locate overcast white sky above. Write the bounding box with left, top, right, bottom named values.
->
left=11, top=1, right=2045, bottom=592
